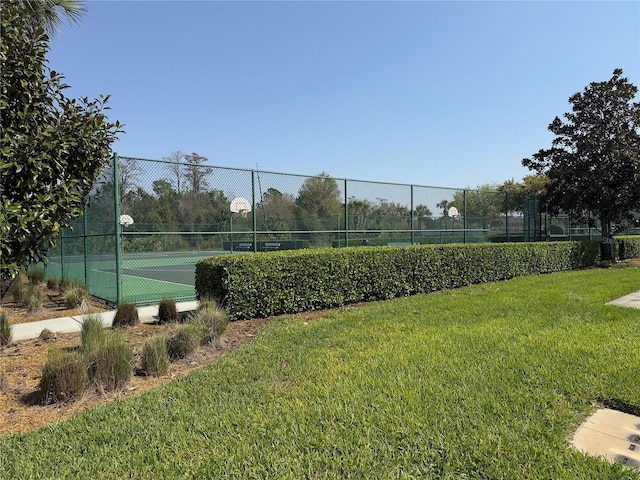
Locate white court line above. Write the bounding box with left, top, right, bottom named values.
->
left=92, top=268, right=193, bottom=287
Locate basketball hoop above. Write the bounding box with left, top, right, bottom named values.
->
left=230, top=197, right=251, bottom=216
left=119, top=214, right=134, bottom=227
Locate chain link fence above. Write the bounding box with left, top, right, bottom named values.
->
left=45, top=154, right=599, bottom=306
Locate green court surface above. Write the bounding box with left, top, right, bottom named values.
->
left=46, top=251, right=225, bottom=305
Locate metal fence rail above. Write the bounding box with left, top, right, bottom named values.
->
left=45, top=154, right=599, bottom=306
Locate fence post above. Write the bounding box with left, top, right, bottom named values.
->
left=252, top=170, right=257, bottom=252
left=568, top=213, right=572, bottom=241
left=505, top=191, right=509, bottom=242
left=60, top=229, right=65, bottom=280
left=410, top=185, right=415, bottom=245
left=463, top=190, right=467, bottom=244
left=344, top=179, right=348, bottom=247
left=113, top=153, right=122, bottom=305
left=83, top=203, right=88, bottom=289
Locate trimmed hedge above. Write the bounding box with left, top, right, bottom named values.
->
left=196, top=241, right=601, bottom=320
left=618, top=235, right=640, bottom=260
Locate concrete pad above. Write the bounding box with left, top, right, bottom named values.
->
left=606, top=291, right=640, bottom=309
left=572, top=408, right=640, bottom=470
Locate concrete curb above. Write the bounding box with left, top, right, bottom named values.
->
left=10, top=301, right=199, bottom=341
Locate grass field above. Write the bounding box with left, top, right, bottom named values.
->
left=2, top=266, right=640, bottom=479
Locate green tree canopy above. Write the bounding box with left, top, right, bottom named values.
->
left=22, top=0, right=86, bottom=35
left=295, top=173, right=342, bottom=217
left=0, top=2, right=122, bottom=280
left=522, top=69, right=640, bottom=240
left=450, top=184, right=505, bottom=219
left=497, top=175, right=549, bottom=213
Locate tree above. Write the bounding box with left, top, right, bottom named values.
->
left=162, top=151, right=185, bottom=194
left=347, top=197, right=373, bottom=230
left=183, top=152, right=210, bottom=193
left=118, top=157, right=143, bottom=214
left=435, top=199, right=452, bottom=217
left=522, top=69, right=640, bottom=250
left=295, top=173, right=342, bottom=217
left=497, top=175, right=549, bottom=213
left=414, top=204, right=432, bottom=218
left=22, top=0, right=86, bottom=35
left=452, top=184, right=505, bottom=220
left=0, top=2, right=122, bottom=280
left=259, top=188, right=296, bottom=220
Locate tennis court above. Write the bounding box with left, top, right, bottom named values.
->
left=46, top=251, right=225, bottom=305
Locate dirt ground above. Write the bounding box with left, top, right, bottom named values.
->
left=0, top=283, right=271, bottom=437
left=1, top=283, right=109, bottom=324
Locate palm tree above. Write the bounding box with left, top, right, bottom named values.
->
left=23, top=0, right=86, bottom=35
left=436, top=199, right=450, bottom=217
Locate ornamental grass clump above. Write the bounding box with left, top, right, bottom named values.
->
left=112, top=302, right=139, bottom=327
left=8, top=278, right=27, bottom=305
left=166, top=324, right=201, bottom=360
left=39, top=328, right=55, bottom=341
left=190, top=298, right=228, bottom=345
left=81, top=315, right=106, bottom=355
left=46, top=276, right=59, bottom=289
left=142, top=335, right=170, bottom=377
left=89, top=331, right=133, bottom=391
left=25, top=285, right=43, bottom=313
left=27, top=266, right=45, bottom=285
left=158, top=298, right=178, bottom=324
left=0, top=310, right=12, bottom=347
left=64, top=287, right=86, bottom=308
left=39, top=350, right=88, bottom=404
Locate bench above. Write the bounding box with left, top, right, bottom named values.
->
left=387, top=242, right=413, bottom=247
left=261, top=242, right=281, bottom=251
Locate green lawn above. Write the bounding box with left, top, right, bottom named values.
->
left=2, top=266, right=640, bottom=479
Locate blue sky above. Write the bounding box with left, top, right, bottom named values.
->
left=48, top=1, right=639, bottom=189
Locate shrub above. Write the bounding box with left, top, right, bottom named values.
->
left=25, top=285, right=43, bottom=312
left=166, top=324, right=201, bottom=360
left=81, top=315, right=106, bottom=355
left=46, top=276, right=60, bottom=289
left=89, top=332, right=133, bottom=391
left=60, top=277, right=87, bottom=292
left=64, top=287, right=86, bottom=308
left=39, top=350, right=88, bottom=404
left=112, top=302, right=139, bottom=328
left=158, top=298, right=178, bottom=324
left=190, top=299, right=228, bottom=344
left=39, top=328, right=55, bottom=341
left=8, top=279, right=27, bottom=305
left=196, top=241, right=602, bottom=320
left=59, top=277, right=72, bottom=291
left=0, top=310, right=12, bottom=347
left=141, top=336, right=170, bottom=377
left=27, top=266, right=45, bottom=285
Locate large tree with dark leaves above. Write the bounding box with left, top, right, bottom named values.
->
left=522, top=69, right=640, bottom=247
left=0, top=2, right=122, bottom=280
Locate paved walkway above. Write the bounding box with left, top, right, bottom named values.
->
left=606, top=290, right=640, bottom=309
left=10, top=301, right=199, bottom=341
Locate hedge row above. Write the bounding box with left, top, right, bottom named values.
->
left=196, top=241, right=601, bottom=320
left=619, top=235, right=640, bottom=259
